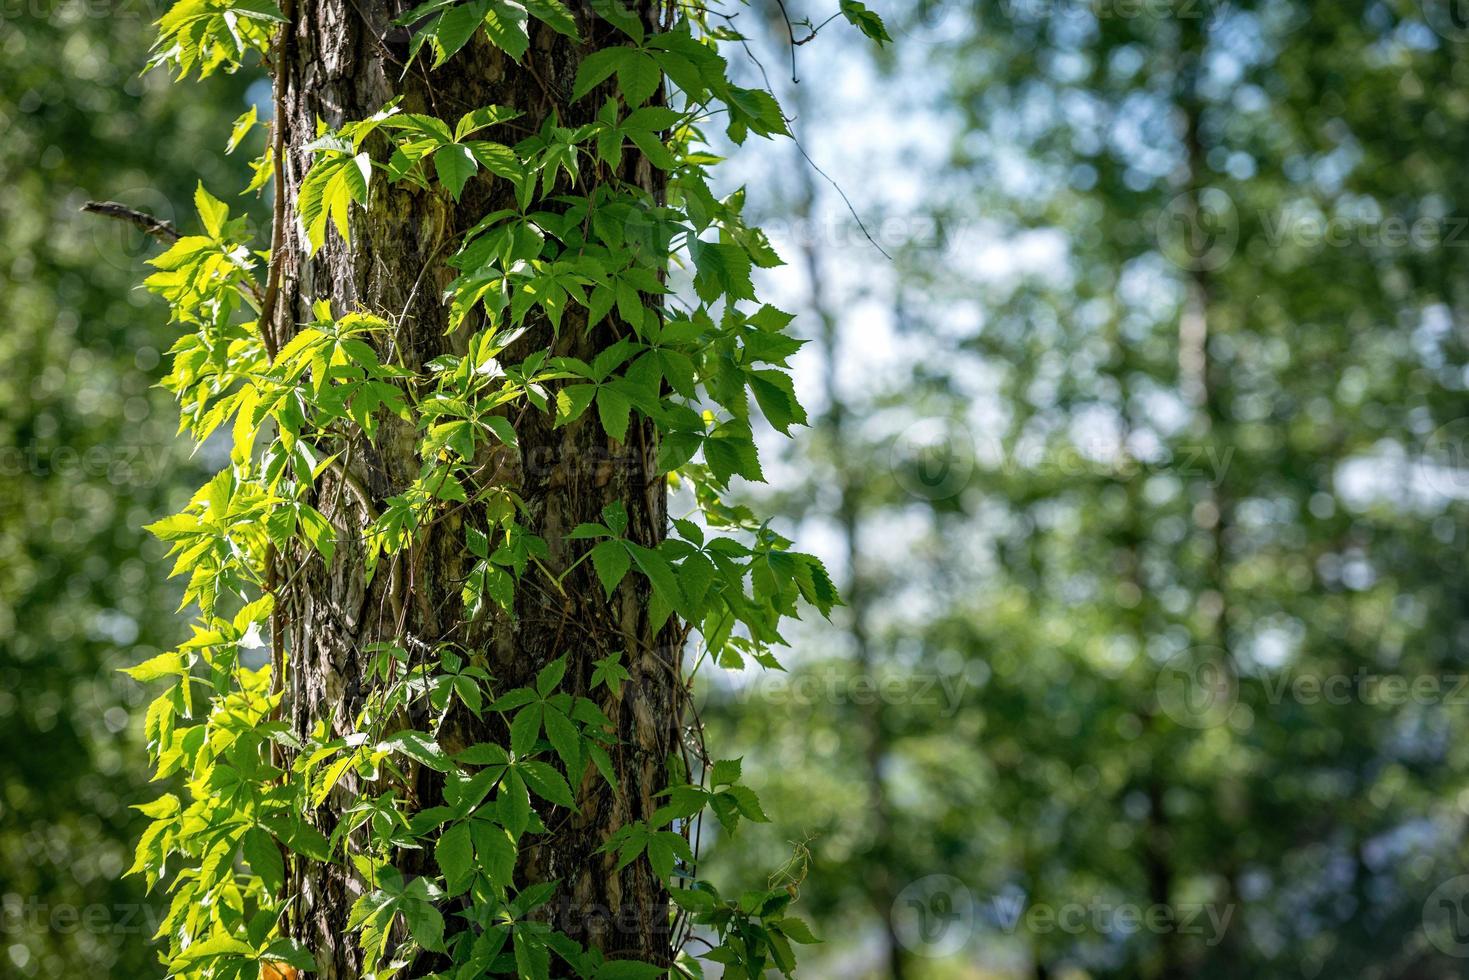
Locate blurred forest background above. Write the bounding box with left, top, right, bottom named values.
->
left=4, top=0, right=1469, bottom=978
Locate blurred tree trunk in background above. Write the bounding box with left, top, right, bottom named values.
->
left=799, top=117, right=910, bottom=980
left=700, top=2, right=1469, bottom=978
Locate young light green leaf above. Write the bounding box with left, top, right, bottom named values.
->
left=194, top=182, right=229, bottom=238
left=226, top=105, right=258, bottom=153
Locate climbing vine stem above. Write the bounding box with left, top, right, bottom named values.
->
left=117, top=1, right=890, bottom=977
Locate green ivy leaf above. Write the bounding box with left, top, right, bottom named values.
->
left=589, top=539, right=631, bottom=598
left=242, top=827, right=284, bottom=894
left=689, top=239, right=754, bottom=303
left=455, top=104, right=522, bottom=140
left=710, top=757, right=742, bottom=788
left=458, top=742, right=511, bottom=767
left=510, top=702, right=543, bottom=757
left=591, top=652, right=630, bottom=697
left=261, top=937, right=318, bottom=970
left=193, top=182, right=229, bottom=237
left=749, top=369, right=807, bottom=434
left=499, top=767, right=531, bottom=837
left=535, top=657, right=567, bottom=695
left=436, top=821, right=475, bottom=894
left=542, top=705, right=581, bottom=773
left=523, top=0, right=579, bottom=38
left=380, top=730, right=454, bottom=772
left=429, top=0, right=487, bottom=66
left=555, top=384, right=598, bottom=427
left=602, top=500, right=629, bottom=535
left=573, top=47, right=626, bottom=101
left=778, top=916, right=822, bottom=944
left=704, top=423, right=764, bottom=485
left=401, top=896, right=447, bottom=952
left=122, top=650, right=190, bottom=682
left=839, top=0, right=892, bottom=45
left=618, top=51, right=661, bottom=107
left=514, top=931, right=551, bottom=980
left=433, top=142, right=478, bottom=200
left=481, top=0, right=530, bottom=60
left=597, top=385, right=632, bottom=442
left=471, top=820, right=518, bottom=888
left=519, top=759, right=575, bottom=808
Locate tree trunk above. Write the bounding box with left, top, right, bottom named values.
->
left=272, top=3, right=678, bottom=975
left=797, top=142, right=907, bottom=980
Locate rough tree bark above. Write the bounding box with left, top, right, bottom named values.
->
left=270, top=3, right=679, bottom=976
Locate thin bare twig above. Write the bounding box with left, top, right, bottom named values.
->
left=80, top=200, right=181, bottom=243
left=81, top=200, right=273, bottom=306
left=791, top=135, right=893, bottom=260
left=771, top=0, right=800, bottom=81
left=257, top=0, right=296, bottom=364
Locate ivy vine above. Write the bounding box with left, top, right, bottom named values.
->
left=122, top=1, right=888, bottom=978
